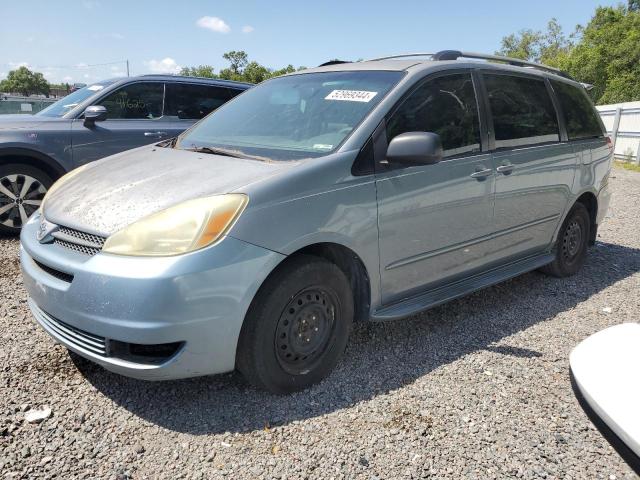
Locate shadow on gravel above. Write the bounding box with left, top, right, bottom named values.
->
left=73, top=241, right=640, bottom=435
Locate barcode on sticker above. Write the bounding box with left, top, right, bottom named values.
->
left=325, top=90, right=378, bottom=102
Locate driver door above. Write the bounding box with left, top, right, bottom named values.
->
left=70, top=81, right=166, bottom=165
left=376, top=72, right=497, bottom=304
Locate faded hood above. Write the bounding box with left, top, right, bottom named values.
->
left=0, top=114, right=63, bottom=131
left=44, top=145, right=293, bottom=236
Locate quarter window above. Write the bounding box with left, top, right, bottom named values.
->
left=551, top=80, right=603, bottom=140
left=164, top=84, right=241, bottom=120
left=98, top=82, right=164, bottom=120
left=484, top=74, right=559, bottom=148
left=387, top=73, right=481, bottom=158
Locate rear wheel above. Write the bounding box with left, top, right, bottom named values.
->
left=0, top=164, right=52, bottom=235
left=237, top=255, right=354, bottom=394
left=540, top=202, right=590, bottom=277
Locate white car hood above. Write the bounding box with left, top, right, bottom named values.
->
left=570, top=322, right=640, bottom=458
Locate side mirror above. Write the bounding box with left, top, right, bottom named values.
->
left=386, top=132, right=442, bottom=166
left=83, top=105, right=107, bottom=127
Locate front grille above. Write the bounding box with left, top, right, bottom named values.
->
left=36, top=308, right=107, bottom=357
left=33, top=259, right=74, bottom=283
left=51, top=226, right=106, bottom=257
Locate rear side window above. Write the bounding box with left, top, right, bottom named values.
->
left=484, top=74, right=559, bottom=148
left=164, top=83, right=240, bottom=120
left=386, top=73, right=481, bottom=158
left=551, top=80, right=604, bottom=140
left=99, top=82, right=164, bottom=119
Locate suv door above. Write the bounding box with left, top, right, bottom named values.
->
left=376, top=72, right=495, bottom=304
left=480, top=72, right=578, bottom=262
left=162, top=83, right=243, bottom=138
left=70, top=81, right=165, bottom=165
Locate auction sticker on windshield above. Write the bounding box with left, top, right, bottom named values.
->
left=325, top=90, right=378, bottom=102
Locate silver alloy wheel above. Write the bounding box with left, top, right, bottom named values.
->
left=0, top=174, right=47, bottom=228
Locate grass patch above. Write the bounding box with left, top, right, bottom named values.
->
left=614, top=160, right=640, bottom=173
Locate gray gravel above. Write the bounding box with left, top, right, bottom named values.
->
left=2, top=166, right=639, bottom=479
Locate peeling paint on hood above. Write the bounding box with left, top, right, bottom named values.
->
left=43, top=144, right=294, bottom=236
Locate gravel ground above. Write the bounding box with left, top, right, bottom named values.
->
left=2, top=166, right=639, bottom=480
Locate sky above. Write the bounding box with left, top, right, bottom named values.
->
left=0, top=0, right=621, bottom=85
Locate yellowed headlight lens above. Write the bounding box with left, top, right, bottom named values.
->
left=102, top=194, right=248, bottom=256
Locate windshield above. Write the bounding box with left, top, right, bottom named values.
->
left=176, top=71, right=404, bottom=160
left=36, top=81, right=115, bottom=117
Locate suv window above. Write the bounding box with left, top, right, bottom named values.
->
left=164, top=83, right=240, bottom=120
left=551, top=80, right=603, bottom=140
left=99, top=82, right=164, bottom=120
left=484, top=74, right=559, bottom=148
left=387, top=73, right=481, bottom=158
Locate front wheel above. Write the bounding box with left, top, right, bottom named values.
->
left=236, top=255, right=354, bottom=394
left=0, top=164, right=52, bottom=235
left=540, top=202, right=591, bottom=278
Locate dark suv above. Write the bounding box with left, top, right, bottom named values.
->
left=0, top=75, right=250, bottom=233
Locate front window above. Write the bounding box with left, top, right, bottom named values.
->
left=176, top=71, right=404, bottom=161
left=386, top=73, right=481, bottom=158
left=99, top=82, right=164, bottom=119
left=36, top=82, right=115, bottom=117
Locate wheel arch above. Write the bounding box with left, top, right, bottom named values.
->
left=256, top=242, right=373, bottom=324
left=0, top=148, right=66, bottom=182
left=575, top=191, right=598, bottom=245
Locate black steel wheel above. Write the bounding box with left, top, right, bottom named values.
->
left=237, top=255, right=354, bottom=394
left=540, top=202, right=590, bottom=278
left=275, top=287, right=339, bottom=375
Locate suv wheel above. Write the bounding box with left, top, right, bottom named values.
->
left=0, top=164, right=52, bottom=235
left=540, top=202, right=591, bottom=277
left=237, top=255, right=354, bottom=394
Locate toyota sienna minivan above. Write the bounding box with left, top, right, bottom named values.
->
left=20, top=51, right=612, bottom=393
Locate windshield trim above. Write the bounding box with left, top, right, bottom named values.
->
left=175, top=69, right=406, bottom=161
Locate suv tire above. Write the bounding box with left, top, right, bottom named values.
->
left=237, top=255, right=354, bottom=394
left=540, top=202, right=591, bottom=278
left=0, top=164, right=52, bottom=235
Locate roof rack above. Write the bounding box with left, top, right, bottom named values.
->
left=366, top=50, right=573, bottom=80
left=432, top=50, right=572, bottom=79
left=318, top=60, right=351, bottom=67
left=367, top=53, right=434, bottom=62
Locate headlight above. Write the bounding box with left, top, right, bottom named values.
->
left=41, top=164, right=90, bottom=215
left=102, top=194, right=248, bottom=256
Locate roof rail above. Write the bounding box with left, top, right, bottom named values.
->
left=431, top=50, right=573, bottom=79
left=366, top=53, right=434, bottom=62
left=318, top=60, right=351, bottom=67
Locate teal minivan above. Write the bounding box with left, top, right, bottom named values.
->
left=21, top=51, right=612, bottom=393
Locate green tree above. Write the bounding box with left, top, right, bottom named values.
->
left=497, top=18, right=575, bottom=63
left=558, top=5, right=640, bottom=103
left=181, top=51, right=304, bottom=84
left=498, top=5, right=640, bottom=103
left=179, top=65, right=216, bottom=78
left=0, top=66, right=50, bottom=96
left=222, top=51, right=249, bottom=75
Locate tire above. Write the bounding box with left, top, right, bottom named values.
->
left=236, top=255, right=354, bottom=394
left=540, top=202, right=591, bottom=278
left=0, top=163, right=52, bottom=235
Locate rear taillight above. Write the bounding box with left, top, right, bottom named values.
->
left=606, top=136, right=614, bottom=153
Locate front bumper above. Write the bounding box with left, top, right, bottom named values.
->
left=20, top=214, right=285, bottom=380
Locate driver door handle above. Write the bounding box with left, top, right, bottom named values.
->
left=144, top=131, right=167, bottom=138
left=470, top=168, right=493, bottom=180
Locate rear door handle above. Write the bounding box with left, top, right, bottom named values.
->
left=470, top=168, right=493, bottom=180
left=144, top=131, right=167, bottom=138
left=496, top=164, right=515, bottom=175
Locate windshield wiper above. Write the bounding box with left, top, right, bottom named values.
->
left=186, top=146, right=246, bottom=158
left=185, top=146, right=269, bottom=162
